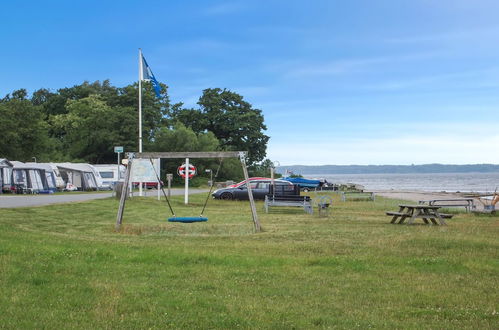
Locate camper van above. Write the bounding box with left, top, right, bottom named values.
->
left=93, top=164, right=126, bottom=190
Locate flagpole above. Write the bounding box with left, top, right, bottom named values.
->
left=138, top=48, right=143, bottom=196
left=138, top=48, right=143, bottom=153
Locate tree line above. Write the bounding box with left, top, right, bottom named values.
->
left=0, top=80, right=273, bottom=182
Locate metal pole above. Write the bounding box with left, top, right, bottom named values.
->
left=117, top=152, right=120, bottom=180
left=138, top=48, right=143, bottom=197
left=157, top=159, right=160, bottom=201
left=184, top=158, right=189, bottom=204
left=271, top=166, right=275, bottom=197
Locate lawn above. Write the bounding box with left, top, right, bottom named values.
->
left=0, top=193, right=497, bottom=329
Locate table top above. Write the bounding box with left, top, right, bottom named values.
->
left=399, top=204, right=441, bottom=209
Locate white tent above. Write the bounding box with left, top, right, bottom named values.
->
left=25, top=163, right=60, bottom=192
left=0, top=158, right=13, bottom=193
left=11, top=161, right=51, bottom=193
left=55, top=163, right=100, bottom=191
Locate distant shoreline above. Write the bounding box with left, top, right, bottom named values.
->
left=277, top=164, right=499, bottom=175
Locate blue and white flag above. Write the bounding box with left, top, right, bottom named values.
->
left=141, top=54, right=162, bottom=98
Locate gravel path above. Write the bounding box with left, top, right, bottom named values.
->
left=0, top=189, right=209, bottom=208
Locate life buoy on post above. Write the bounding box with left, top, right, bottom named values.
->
left=178, top=163, right=197, bottom=179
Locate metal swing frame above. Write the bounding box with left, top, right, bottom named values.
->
left=115, top=151, right=261, bottom=232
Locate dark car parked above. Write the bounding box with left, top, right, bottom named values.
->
left=212, top=179, right=294, bottom=200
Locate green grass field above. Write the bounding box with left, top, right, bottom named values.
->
left=0, top=193, right=497, bottom=329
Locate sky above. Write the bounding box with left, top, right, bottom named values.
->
left=1, top=0, right=498, bottom=165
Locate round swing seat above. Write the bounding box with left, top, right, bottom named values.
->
left=168, top=216, right=208, bottom=223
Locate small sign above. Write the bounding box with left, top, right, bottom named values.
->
left=178, top=164, right=197, bottom=179
left=114, top=146, right=124, bottom=153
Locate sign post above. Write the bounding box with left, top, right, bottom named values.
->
left=205, top=169, right=213, bottom=187
left=185, top=158, right=189, bottom=204
left=114, top=146, right=124, bottom=183
left=166, top=173, right=173, bottom=199
left=177, top=159, right=197, bottom=205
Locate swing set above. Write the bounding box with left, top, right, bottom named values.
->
left=115, top=151, right=261, bottom=232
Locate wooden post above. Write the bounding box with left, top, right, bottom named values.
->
left=166, top=173, right=173, bottom=199
left=115, top=154, right=133, bottom=231
left=240, top=152, right=261, bottom=232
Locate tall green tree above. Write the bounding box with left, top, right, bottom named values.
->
left=31, top=80, right=171, bottom=162
left=52, top=95, right=136, bottom=163
left=171, top=88, right=269, bottom=164
left=0, top=90, right=51, bottom=161
left=151, top=122, right=225, bottom=184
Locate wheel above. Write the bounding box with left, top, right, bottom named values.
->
left=220, top=192, right=233, bottom=200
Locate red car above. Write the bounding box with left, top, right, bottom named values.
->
left=228, top=177, right=271, bottom=188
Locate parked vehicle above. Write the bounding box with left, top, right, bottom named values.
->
left=132, top=181, right=163, bottom=189
left=280, top=176, right=321, bottom=191
left=212, top=179, right=294, bottom=200
left=227, top=177, right=269, bottom=188
left=93, top=164, right=126, bottom=190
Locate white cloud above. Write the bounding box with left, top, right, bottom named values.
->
left=268, top=133, right=499, bottom=165
left=281, top=52, right=444, bottom=78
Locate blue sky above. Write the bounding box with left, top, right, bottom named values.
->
left=1, top=0, right=498, bottom=165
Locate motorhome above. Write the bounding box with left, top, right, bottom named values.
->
left=93, top=164, right=126, bottom=190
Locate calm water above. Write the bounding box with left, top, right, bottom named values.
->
left=313, top=172, right=499, bottom=193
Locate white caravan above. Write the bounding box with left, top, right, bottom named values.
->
left=93, top=164, right=126, bottom=190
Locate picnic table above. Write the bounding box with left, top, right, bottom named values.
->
left=419, top=198, right=475, bottom=212
left=386, top=204, right=452, bottom=225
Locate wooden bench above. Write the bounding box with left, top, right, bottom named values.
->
left=341, top=191, right=375, bottom=202
left=419, top=199, right=475, bottom=212
left=264, top=195, right=313, bottom=214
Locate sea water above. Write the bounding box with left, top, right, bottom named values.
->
left=312, top=172, right=499, bottom=193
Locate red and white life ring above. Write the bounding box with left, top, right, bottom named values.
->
left=177, top=164, right=197, bottom=179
